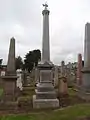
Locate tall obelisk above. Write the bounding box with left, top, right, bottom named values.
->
left=33, top=3, right=59, bottom=108
left=6, top=37, right=16, bottom=75
left=42, top=3, right=50, bottom=62
left=2, top=37, right=17, bottom=102
left=78, top=23, right=90, bottom=100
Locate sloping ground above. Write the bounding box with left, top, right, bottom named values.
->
left=0, top=104, right=90, bottom=120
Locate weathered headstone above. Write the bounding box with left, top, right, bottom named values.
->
left=61, top=61, right=66, bottom=76
left=58, top=61, right=68, bottom=96
left=58, top=77, right=68, bottom=96
left=35, top=68, right=39, bottom=84
left=66, top=62, right=74, bottom=87
left=22, top=70, right=29, bottom=87
left=16, top=69, right=23, bottom=90
left=33, top=3, right=59, bottom=108
left=76, top=53, right=82, bottom=86
left=2, top=37, right=18, bottom=102
left=22, top=70, right=35, bottom=96
left=54, top=66, right=59, bottom=87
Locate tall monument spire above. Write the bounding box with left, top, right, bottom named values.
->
left=2, top=37, right=17, bottom=102
left=78, top=23, right=90, bottom=100
left=42, top=3, right=50, bottom=62
left=33, top=4, right=59, bottom=109
left=6, top=37, right=16, bottom=75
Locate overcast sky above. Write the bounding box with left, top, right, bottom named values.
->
left=0, top=0, right=90, bottom=65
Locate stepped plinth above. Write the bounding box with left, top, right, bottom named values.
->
left=33, top=61, right=59, bottom=108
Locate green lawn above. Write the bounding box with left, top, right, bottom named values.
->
left=0, top=88, right=3, bottom=97
left=0, top=104, right=90, bottom=120
left=68, top=88, right=76, bottom=96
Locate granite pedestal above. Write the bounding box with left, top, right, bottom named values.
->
left=33, top=62, right=59, bottom=108
left=2, top=75, right=17, bottom=102
left=78, top=68, right=90, bottom=100
left=33, top=95, right=59, bottom=108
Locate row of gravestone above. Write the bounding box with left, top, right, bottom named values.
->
left=0, top=22, right=89, bottom=110
left=53, top=61, right=77, bottom=88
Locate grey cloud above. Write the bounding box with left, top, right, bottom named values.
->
left=0, top=0, right=89, bottom=65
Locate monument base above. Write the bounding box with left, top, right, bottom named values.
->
left=33, top=95, right=59, bottom=108
left=2, top=75, right=17, bottom=102
left=77, top=68, right=90, bottom=101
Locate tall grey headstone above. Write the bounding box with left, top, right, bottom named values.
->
left=78, top=23, right=90, bottom=100
left=33, top=3, right=59, bottom=108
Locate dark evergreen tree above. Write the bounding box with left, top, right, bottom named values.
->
left=15, top=56, right=23, bottom=70
left=0, top=59, right=3, bottom=69
left=24, top=49, right=41, bottom=72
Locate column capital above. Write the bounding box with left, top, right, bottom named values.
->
left=42, top=9, right=50, bottom=15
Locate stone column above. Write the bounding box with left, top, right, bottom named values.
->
left=77, top=53, right=82, bottom=86
left=2, top=37, right=17, bottom=102
left=82, top=23, right=90, bottom=88
left=42, top=4, right=50, bottom=62
left=78, top=23, right=90, bottom=100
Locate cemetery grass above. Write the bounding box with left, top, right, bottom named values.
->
left=0, top=88, right=3, bottom=96
left=0, top=104, right=90, bottom=120
left=68, top=88, right=76, bottom=96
